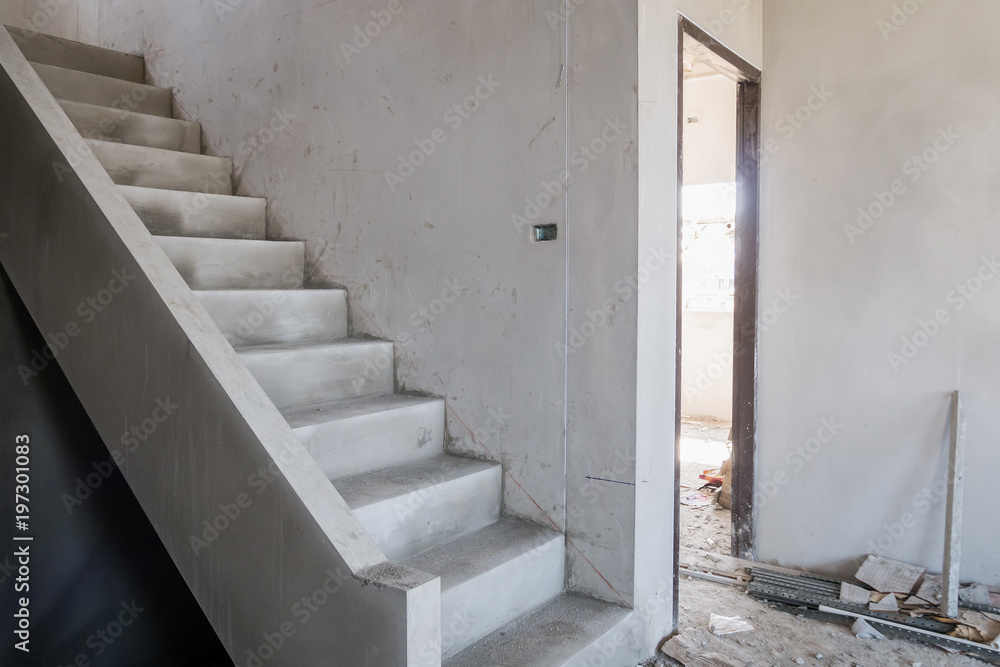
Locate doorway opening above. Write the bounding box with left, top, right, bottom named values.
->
left=675, top=16, right=761, bottom=563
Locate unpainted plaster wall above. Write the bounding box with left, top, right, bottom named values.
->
left=760, top=0, right=1000, bottom=584
left=0, top=0, right=99, bottom=42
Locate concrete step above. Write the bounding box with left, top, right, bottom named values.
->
left=335, top=455, right=501, bottom=561
left=32, top=62, right=170, bottom=117
left=403, top=518, right=565, bottom=660
left=8, top=25, right=144, bottom=82
left=195, top=289, right=347, bottom=347
left=120, top=185, right=264, bottom=239
left=88, top=140, right=232, bottom=194
left=238, top=340, right=393, bottom=411
left=61, top=100, right=200, bottom=153
left=153, top=237, right=303, bottom=290
left=284, top=394, right=445, bottom=479
left=445, top=593, right=632, bottom=667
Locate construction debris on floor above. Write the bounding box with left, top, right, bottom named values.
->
left=651, top=548, right=1000, bottom=666
left=747, top=554, right=1000, bottom=660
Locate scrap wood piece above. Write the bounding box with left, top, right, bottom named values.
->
left=855, top=555, right=925, bottom=594
left=840, top=582, right=872, bottom=606
left=717, top=458, right=733, bottom=509
left=955, top=610, right=1000, bottom=647
left=660, top=629, right=750, bottom=667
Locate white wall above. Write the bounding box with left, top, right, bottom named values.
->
left=682, top=74, right=737, bottom=186
left=681, top=311, right=733, bottom=421
left=760, top=0, right=1000, bottom=585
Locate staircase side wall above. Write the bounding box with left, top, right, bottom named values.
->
left=0, top=25, right=438, bottom=666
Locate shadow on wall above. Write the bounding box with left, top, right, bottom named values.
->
left=0, top=268, right=231, bottom=667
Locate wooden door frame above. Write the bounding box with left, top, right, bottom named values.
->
left=675, top=14, right=762, bottom=577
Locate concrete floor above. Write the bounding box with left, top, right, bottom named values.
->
left=679, top=418, right=732, bottom=554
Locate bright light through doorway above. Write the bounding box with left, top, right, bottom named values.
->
left=679, top=70, right=737, bottom=556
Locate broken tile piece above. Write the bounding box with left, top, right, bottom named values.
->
left=709, top=614, right=754, bottom=636
left=851, top=618, right=886, bottom=640
left=903, top=596, right=933, bottom=607
left=870, top=593, right=899, bottom=612
left=840, top=582, right=872, bottom=606
left=855, top=555, right=925, bottom=594
left=915, top=575, right=942, bottom=604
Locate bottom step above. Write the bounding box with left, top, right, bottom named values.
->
left=402, top=518, right=565, bottom=659
left=445, top=594, right=632, bottom=667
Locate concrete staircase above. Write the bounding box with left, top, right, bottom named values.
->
left=11, top=26, right=631, bottom=665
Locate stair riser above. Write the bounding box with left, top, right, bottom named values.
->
left=154, top=237, right=304, bottom=290
left=296, top=400, right=445, bottom=479
left=442, top=537, right=565, bottom=659
left=120, top=186, right=265, bottom=239
left=89, top=141, right=233, bottom=195
left=33, top=63, right=171, bottom=117
left=10, top=26, right=144, bottom=82
left=352, top=465, right=501, bottom=561
left=197, top=290, right=347, bottom=347
left=62, top=101, right=200, bottom=153
left=241, top=343, right=393, bottom=411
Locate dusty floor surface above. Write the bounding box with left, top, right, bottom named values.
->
left=679, top=418, right=733, bottom=555
left=643, top=554, right=989, bottom=667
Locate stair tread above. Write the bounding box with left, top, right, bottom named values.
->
left=32, top=62, right=171, bottom=116
left=335, top=455, right=499, bottom=509
left=445, top=593, right=631, bottom=667
left=120, top=183, right=261, bottom=204
left=7, top=25, right=144, bottom=82
left=31, top=61, right=159, bottom=90
left=59, top=98, right=194, bottom=125
left=153, top=235, right=301, bottom=247
left=87, top=138, right=226, bottom=164
left=60, top=99, right=200, bottom=153
left=194, top=288, right=345, bottom=296
left=236, top=338, right=388, bottom=355
left=402, top=518, right=561, bottom=592
left=153, top=236, right=303, bottom=290
left=89, top=139, right=232, bottom=194
left=194, top=289, right=347, bottom=347
left=284, top=393, right=442, bottom=429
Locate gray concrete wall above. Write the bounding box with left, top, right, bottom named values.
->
left=1, top=0, right=98, bottom=41
left=760, top=0, right=1000, bottom=584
